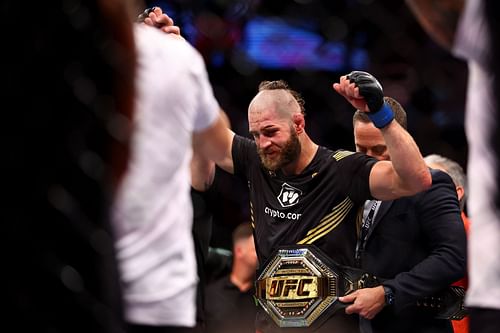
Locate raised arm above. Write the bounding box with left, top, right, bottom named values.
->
left=333, top=71, right=432, bottom=200
left=139, top=6, right=236, bottom=179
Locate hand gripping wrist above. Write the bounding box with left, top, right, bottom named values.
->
left=367, top=101, right=394, bottom=128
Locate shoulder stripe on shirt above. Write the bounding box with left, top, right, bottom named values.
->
left=297, top=197, right=354, bottom=244
left=332, top=150, right=354, bottom=161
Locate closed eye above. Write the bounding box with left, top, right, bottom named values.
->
left=372, top=145, right=387, bottom=155
left=262, top=128, right=278, bottom=137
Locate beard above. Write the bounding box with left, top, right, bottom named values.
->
left=258, top=129, right=301, bottom=171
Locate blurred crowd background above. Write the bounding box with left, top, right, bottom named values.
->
left=145, top=0, right=468, bottom=248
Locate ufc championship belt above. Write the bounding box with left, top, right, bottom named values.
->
left=255, top=245, right=379, bottom=329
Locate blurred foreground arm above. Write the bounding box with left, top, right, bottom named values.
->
left=191, top=111, right=234, bottom=191
left=137, top=6, right=235, bottom=185
left=405, top=0, right=464, bottom=50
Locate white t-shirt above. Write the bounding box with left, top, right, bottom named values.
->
left=453, top=0, right=500, bottom=309
left=112, top=25, right=220, bottom=326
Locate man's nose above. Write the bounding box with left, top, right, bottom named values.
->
left=258, top=137, right=272, bottom=149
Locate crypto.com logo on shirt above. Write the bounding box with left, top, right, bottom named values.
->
left=277, top=183, right=302, bottom=208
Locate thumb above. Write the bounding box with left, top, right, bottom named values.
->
left=339, top=294, right=356, bottom=303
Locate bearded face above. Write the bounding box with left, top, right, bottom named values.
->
left=258, top=126, right=301, bottom=171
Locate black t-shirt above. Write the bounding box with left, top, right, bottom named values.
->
left=204, top=276, right=257, bottom=333
left=232, top=135, right=376, bottom=269
left=232, top=135, right=377, bottom=333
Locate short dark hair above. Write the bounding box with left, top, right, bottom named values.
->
left=258, top=80, right=306, bottom=115
left=353, top=97, right=407, bottom=129
left=232, top=222, right=254, bottom=244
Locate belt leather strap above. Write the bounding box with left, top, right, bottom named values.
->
left=416, top=285, right=468, bottom=320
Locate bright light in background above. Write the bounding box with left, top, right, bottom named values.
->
left=237, top=16, right=368, bottom=71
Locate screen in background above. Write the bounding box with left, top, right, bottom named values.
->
left=143, top=1, right=369, bottom=72
left=235, top=16, right=369, bottom=72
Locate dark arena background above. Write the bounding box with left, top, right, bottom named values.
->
left=2, top=0, right=471, bottom=331
left=146, top=0, right=468, bottom=248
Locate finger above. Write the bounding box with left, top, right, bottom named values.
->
left=345, top=305, right=355, bottom=315
left=148, top=12, right=158, bottom=24
left=346, top=82, right=357, bottom=98
left=344, top=78, right=354, bottom=90
left=333, top=82, right=345, bottom=94
left=337, top=91, right=348, bottom=99
left=339, top=80, right=352, bottom=93
left=162, top=26, right=181, bottom=35
left=361, top=311, right=374, bottom=320
left=353, top=86, right=361, bottom=99
left=143, top=17, right=154, bottom=27
left=339, top=294, right=355, bottom=303
left=166, top=15, right=175, bottom=26
left=152, top=6, right=163, bottom=16
left=148, top=12, right=163, bottom=26
left=155, top=14, right=174, bottom=27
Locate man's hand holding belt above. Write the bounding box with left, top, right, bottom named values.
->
left=339, top=285, right=394, bottom=320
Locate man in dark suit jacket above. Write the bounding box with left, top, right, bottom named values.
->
left=339, top=97, right=467, bottom=333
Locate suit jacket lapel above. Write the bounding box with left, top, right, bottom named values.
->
left=366, top=200, right=393, bottom=239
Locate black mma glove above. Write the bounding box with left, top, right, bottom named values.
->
left=346, top=71, right=394, bottom=128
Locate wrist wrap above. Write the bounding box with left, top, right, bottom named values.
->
left=367, top=102, right=394, bottom=128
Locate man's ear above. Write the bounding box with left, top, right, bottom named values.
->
left=456, top=185, right=465, bottom=201
left=233, top=244, right=242, bottom=259
left=292, top=113, right=305, bottom=134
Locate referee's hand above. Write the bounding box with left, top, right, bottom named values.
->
left=138, top=7, right=183, bottom=39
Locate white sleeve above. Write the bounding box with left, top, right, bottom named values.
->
left=452, top=0, right=490, bottom=67
left=190, top=50, right=220, bottom=132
